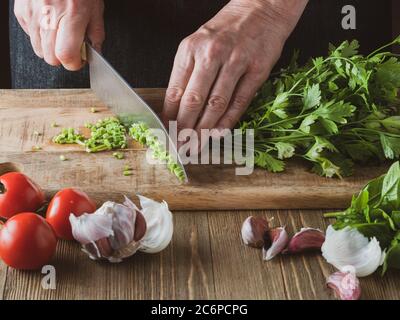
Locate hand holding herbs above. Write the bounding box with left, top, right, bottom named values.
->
left=241, top=37, right=400, bottom=177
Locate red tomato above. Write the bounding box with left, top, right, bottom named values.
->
left=0, top=213, right=57, bottom=270
left=46, top=188, right=96, bottom=240
left=0, top=172, right=45, bottom=219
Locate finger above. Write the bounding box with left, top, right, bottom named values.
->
left=216, top=74, right=263, bottom=130
left=29, top=24, right=43, bottom=58
left=87, top=1, right=105, bottom=52
left=40, top=28, right=60, bottom=66
left=195, top=64, right=245, bottom=132
left=55, top=15, right=89, bottom=71
left=16, top=16, right=29, bottom=35
left=14, top=3, right=29, bottom=35
left=176, top=61, right=220, bottom=131
left=162, top=47, right=195, bottom=126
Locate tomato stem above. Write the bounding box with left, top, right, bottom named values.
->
left=0, top=182, right=5, bottom=194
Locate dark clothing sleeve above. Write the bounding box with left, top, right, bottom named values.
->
left=9, top=0, right=393, bottom=89
left=9, top=0, right=229, bottom=89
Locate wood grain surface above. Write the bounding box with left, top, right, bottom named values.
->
left=0, top=89, right=392, bottom=210
left=0, top=210, right=399, bottom=300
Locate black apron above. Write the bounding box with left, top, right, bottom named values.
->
left=9, top=0, right=393, bottom=89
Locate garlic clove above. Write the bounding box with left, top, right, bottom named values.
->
left=241, top=216, right=269, bottom=248
left=284, top=227, right=325, bottom=254
left=69, top=210, right=114, bottom=245
left=321, top=225, right=384, bottom=277
left=136, top=195, right=174, bottom=253
left=263, top=227, right=289, bottom=261
left=122, top=195, right=147, bottom=241
left=327, top=268, right=361, bottom=300
left=134, top=210, right=147, bottom=241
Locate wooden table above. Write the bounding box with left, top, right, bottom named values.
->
left=0, top=90, right=399, bottom=300
left=1, top=209, right=400, bottom=300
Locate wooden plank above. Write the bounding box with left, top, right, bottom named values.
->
left=208, top=211, right=287, bottom=300
left=2, top=212, right=214, bottom=300
left=278, top=210, right=334, bottom=300
left=0, top=262, right=7, bottom=300
left=1, top=209, right=399, bottom=300
left=209, top=210, right=400, bottom=300
left=0, top=89, right=391, bottom=210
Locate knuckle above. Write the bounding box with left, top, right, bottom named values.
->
left=199, top=56, right=215, bottom=71
left=90, top=26, right=106, bottom=42
left=55, top=48, right=76, bottom=64
left=165, top=87, right=184, bottom=105
left=231, top=95, right=249, bottom=110
left=228, top=50, right=248, bottom=66
left=248, top=59, right=268, bottom=76
left=45, top=57, right=61, bottom=67
left=179, top=36, right=195, bottom=52
left=206, top=40, right=225, bottom=59
left=207, top=95, right=228, bottom=113
left=182, top=91, right=204, bottom=111
left=67, top=0, right=82, bottom=15
left=220, top=115, right=236, bottom=128
left=55, top=48, right=81, bottom=70
left=14, top=6, right=22, bottom=19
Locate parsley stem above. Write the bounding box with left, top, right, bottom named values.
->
left=256, top=113, right=309, bottom=130
left=324, top=211, right=346, bottom=218
left=367, top=37, right=400, bottom=59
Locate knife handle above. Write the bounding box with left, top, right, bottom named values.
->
left=81, top=42, right=87, bottom=62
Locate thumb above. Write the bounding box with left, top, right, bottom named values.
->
left=55, top=14, right=88, bottom=71
left=87, top=1, right=105, bottom=52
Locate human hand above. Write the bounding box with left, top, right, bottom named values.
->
left=14, top=0, right=105, bottom=70
left=163, top=0, right=307, bottom=134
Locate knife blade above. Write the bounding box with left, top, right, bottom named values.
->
left=85, top=43, right=188, bottom=182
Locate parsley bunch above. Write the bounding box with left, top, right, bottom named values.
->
left=240, top=37, right=400, bottom=177
left=325, top=162, right=400, bottom=274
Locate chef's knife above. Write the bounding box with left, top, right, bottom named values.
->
left=84, top=43, right=188, bottom=182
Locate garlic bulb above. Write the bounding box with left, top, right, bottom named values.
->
left=69, top=195, right=173, bottom=262
left=70, top=201, right=146, bottom=262
left=321, top=226, right=385, bottom=277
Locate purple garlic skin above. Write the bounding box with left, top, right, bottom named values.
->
left=327, top=270, right=361, bottom=300
left=284, top=228, right=325, bottom=254
left=241, top=216, right=269, bottom=248
left=263, top=227, right=289, bottom=261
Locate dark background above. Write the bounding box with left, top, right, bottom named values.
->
left=1, top=0, right=399, bottom=89
left=0, top=1, right=10, bottom=88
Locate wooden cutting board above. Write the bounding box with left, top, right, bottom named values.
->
left=0, top=89, right=390, bottom=210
